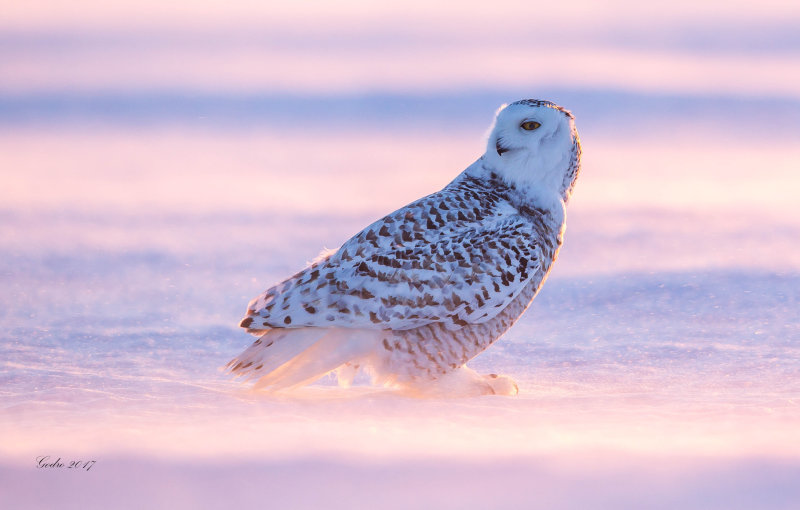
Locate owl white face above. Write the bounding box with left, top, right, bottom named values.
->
left=483, top=100, right=579, bottom=203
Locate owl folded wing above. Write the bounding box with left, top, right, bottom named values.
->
left=241, top=185, right=547, bottom=333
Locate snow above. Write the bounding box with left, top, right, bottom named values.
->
left=2, top=100, right=799, bottom=508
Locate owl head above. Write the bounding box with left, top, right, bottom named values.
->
left=484, top=99, right=581, bottom=204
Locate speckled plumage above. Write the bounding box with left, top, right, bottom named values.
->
left=228, top=99, right=582, bottom=396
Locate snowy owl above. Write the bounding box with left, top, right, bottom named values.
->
left=227, top=99, right=581, bottom=396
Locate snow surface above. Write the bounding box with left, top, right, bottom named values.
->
left=2, top=108, right=799, bottom=508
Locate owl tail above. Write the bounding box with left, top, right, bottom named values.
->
left=226, top=327, right=380, bottom=391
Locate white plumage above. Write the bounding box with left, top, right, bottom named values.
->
left=228, top=99, right=582, bottom=396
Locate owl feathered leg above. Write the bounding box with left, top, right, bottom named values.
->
left=388, top=366, right=519, bottom=398
left=364, top=321, right=521, bottom=397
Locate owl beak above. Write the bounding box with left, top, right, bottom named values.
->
left=496, top=140, right=510, bottom=156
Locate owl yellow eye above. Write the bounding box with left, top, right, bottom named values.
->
left=521, top=121, right=541, bottom=131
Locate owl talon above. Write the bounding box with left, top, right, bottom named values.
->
left=483, top=374, right=519, bottom=396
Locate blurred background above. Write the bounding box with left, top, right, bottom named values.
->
left=2, top=1, right=799, bottom=509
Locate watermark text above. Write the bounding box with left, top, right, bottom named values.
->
left=36, top=456, right=96, bottom=471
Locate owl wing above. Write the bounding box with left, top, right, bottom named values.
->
left=240, top=180, right=548, bottom=333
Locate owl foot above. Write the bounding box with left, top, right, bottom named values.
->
left=483, top=373, right=519, bottom=396
left=405, top=366, right=519, bottom=397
